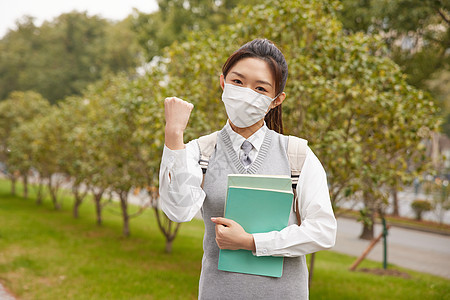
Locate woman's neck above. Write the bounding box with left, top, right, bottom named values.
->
left=229, top=119, right=264, bottom=139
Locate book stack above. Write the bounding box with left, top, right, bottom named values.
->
left=218, top=174, right=293, bottom=278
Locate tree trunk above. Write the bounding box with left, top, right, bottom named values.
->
left=95, top=193, right=103, bottom=226
left=73, top=194, right=82, bottom=218
left=36, top=177, right=44, bottom=205
left=153, top=205, right=181, bottom=253
left=72, top=184, right=86, bottom=219
left=119, top=191, right=130, bottom=237
left=73, top=200, right=80, bottom=218
left=23, top=173, right=28, bottom=199
left=359, top=221, right=374, bottom=240
left=11, top=176, right=16, bottom=195
left=415, top=211, right=422, bottom=221
left=48, top=176, right=60, bottom=210
left=165, top=239, right=173, bottom=254
left=359, top=192, right=374, bottom=240
left=391, top=187, right=399, bottom=216
left=96, top=198, right=102, bottom=225
left=93, top=190, right=104, bottom=226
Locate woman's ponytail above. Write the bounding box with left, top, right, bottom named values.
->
left=265, top=104, right=283, bottom=134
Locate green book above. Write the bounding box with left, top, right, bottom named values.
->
left=226, top=174, right=292, bottom=192
left=218, top=175, right=293, bottom=278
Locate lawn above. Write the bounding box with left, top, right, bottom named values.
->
left=0, top=179, right=449, bottom=299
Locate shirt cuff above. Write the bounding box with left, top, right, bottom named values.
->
left=252, top=232, right=274, bottom=256
left=162, top=144, right=187, bottom=170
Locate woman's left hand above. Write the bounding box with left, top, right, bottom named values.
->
left=211, top=217, right=256, bottom=251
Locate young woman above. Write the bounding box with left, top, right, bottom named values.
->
left=159, top=39, right=336, bottom=299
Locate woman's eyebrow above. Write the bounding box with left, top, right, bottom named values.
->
left=231, top=71, right=246, bottom=78
left=231, top=71, right=273, bottom=87
left=256, top=80, right=273, bottom=87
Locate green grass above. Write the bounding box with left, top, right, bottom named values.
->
left=0, top=179, right=449, bottom=299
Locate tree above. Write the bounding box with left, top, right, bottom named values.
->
left=131, top=0, right=258, bottom=61
left=56, top=96, right=95, bottom=218
left=78, top=73, right=166, bottom=236
left=0, top=91, right=51, bottom=196
left=0, top=17, right=40, bottom=100
left=9, top=122, right=40, bottom=201
left=338, top=0, right=450, bottom=138
left=0, top=12, right=140, bottom=104
left=72, top=87, right=116, bottom=225
left=24, top=107, right=69, bottom=210
left=338, top=0, right=449, bottom=83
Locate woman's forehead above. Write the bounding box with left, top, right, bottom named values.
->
left=228, top=57, right=275, bottom=85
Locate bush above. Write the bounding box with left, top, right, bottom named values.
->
left=411, top=199, right=432, bottom=221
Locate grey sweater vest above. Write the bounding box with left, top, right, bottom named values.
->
left=199, top=128, right=308, bottom=300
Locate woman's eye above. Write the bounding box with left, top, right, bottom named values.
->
left=256, top=87, right=268, bottom=93
left=232, top=79, right=243, bottom=85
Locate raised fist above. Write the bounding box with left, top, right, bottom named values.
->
left=164, top=97, right=194, bottom=134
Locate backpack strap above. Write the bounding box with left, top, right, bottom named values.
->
left=197, top=131, right=219, bottom=187
left=287, top=136, right=308, bottom=226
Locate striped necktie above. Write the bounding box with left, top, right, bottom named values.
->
left=240, top=140, right=253, bottom=166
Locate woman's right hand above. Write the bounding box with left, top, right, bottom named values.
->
left=164, top=97, right=194, bottom=150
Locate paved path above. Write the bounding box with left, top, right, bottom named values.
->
left=333, top=217, right=450, bottom=279
left=0, top=283, right=15, bottom=300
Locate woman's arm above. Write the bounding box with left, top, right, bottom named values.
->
left=252, top=148, right=337, bottom=257
left=159, top=97, right=205, bottom=223
left=159, top=141, right=205, bottom=222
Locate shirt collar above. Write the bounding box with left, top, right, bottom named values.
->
left=224, top=120, right=267, bottom=153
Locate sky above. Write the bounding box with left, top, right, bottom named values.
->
left=0, top=0, right=159, bottom=38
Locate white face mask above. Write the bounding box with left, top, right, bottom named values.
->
left=221, top=83, right=276, bottom=128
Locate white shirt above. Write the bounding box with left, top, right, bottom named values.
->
left=159, top=123, right=337, bottom=257
left=224, top=121, right=266, bottom=169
